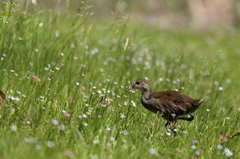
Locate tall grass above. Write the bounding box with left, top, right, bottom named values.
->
left=0, top=1, right=239, bottom=159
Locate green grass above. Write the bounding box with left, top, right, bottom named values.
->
left=0, top=1, right=240, bottom=159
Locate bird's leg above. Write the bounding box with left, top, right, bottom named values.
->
left=165, top=121, right=177, bottom=134
left=165, top=121, right=178, bottom=136
left=178, top=115, right=194, bottom=121
left=165, top=121, right=170, bottom=127
left=165, top=121, right=176, bottom=127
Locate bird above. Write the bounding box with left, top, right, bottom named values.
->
left=128, top=78, right=205, bottom=128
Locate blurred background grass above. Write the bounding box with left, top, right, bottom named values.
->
left=7, top=0, right=240, bottom=29
left=0, top=0, right=240, bottom=158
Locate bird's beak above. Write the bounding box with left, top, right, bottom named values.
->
left=128, top=84, right=135, bottom=90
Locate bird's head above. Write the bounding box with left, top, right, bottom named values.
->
left=128, top=78, right=151, bottom=93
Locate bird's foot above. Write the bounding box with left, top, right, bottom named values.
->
left=178, top=115, right=194, bottom=121
left=165, top=121, right=177, bottom=133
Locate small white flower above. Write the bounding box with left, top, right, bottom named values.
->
left=11, top=125, right=17, bottom=131
left=122, top=130, right=129, bottom=135
left=55, top=31, right=60, bottom=37
left=195, top=151, right=200, bottom=155
left=47, top=141, right=55, bottom=148
left=52, top=119, right=58, bottom=125
left=206, top=109, right=210, bottom=112
left=24, top=138, right=38, bottom=143
left=218, top=87, right=223, bottom=91
left=101, top=104, right=106, bottom=107
left=149, top=148, right=156, bottom=155
left=166, top=132, right=171, bottom=136
left=225, top=117, right=231, bottom=120
left=160, top=133, right=164, bottom=136
left=120, top=114, right=126, bottom=118
left=191, top=145, right=197, bottom=149
left=122, top=139, right=127, bottom=142
left=35, top=145, right=41, bottom=150
left=182, top=131, right=188, bottom=134
left=59, top=124, right=66, bottom=131
left=131, top=100, right=136, bottom=107
left=226, top=79, right=231, bottom=83
left=217, top=144, right=223, bottom=149
left=31, top=0, right=37, bottom=5
left=224, top=148, right=233, bottom=156
left=93, top=139, right=100, bottom=144
left=90, top=155, right=98, bottom=159
left=129, top=90, right=135, bottom=93
left=83, top=122, right=88, bottom=126
left=110, top=137, right=115, bottom=142
left=171, top=114, right=176, bottom=117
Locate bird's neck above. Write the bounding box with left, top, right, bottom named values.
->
left=140, top=88, right=153, bottom=110
left=141, top=88, right=152, bottom=101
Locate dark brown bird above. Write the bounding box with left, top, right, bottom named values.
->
left=128, top=78, right=205, bottom=128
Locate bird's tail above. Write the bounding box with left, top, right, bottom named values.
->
left=195, top=99, right=206, bottom=106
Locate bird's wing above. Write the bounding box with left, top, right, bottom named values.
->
left=149, top=91, right=193, bottom=112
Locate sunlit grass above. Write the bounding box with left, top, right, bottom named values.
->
left=0, top=1, right=239, bottom=159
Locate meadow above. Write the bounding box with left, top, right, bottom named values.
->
left=0, top=1, right=240, bottom=159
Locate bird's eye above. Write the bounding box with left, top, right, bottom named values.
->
left=135, top=82, right=140, bottom=85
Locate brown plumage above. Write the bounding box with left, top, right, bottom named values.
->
left=128, top=78, right=205, bottom=127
